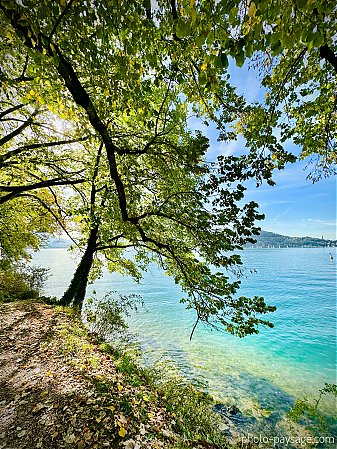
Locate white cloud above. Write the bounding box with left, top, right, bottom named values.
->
left=307, top=219, right=337, bottom=226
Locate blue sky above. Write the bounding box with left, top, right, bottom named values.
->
left=191, top=61, right=336, bottom=240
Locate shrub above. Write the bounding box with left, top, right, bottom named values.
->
left=84, top=290, right=143, bottom=338
left=288, top=383, right=337, bottom=433
left=0, top=262, right=50, bottom=302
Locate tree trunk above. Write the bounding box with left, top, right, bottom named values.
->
left=60, top=225, right=98, bottom=310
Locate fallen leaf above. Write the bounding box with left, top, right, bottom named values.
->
left=123, top=439, right=141, bottom=449
left=17, top=430, right=26, bottom=437
left=64, top=433, right=76, bottom=444
left=84, top=431, right=92, bottom=442
left=119, top=427, right=126, bottom=437
left=162, top=429, right=173, bottom=437
left=118, top=415, right=128, bottom=425
left=32, top=403, right=45, bottom=413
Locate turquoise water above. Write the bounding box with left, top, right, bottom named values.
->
left=31, top=247, right=336, bottom=439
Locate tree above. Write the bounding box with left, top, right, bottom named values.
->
left=59, top=112, right=273, bottom=337
left=60, top=142, right=103, bottom=308
left=0, top=0, right=335, bottom=335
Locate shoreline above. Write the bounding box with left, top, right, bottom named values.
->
left=29, top=248, right=337, bottom=439
left=1, top=299, right=336, bottom=449
left=0, top=300, right=235, bottom=449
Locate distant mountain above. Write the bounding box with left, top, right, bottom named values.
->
left=249, top=231, right=336, bottom=248
left=43, top=232, right=336, bottom=249
left=43, top=236, right=70, bottom=248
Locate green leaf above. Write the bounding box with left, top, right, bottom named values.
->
left=245, top=43, right=253, bottom=58
left=190, top=7, right=197, bottom=23
left=313, top=34, right=324, bottom=47
left=220, top=52, right=229, bottom=69
left=0, top=0, right=13, bottom=10
left=270, top=32, right=280, bottom=44
left=195, top=35, right=206, bottom=47
left=295, top=0, right=307, bottom=10
left=176, top=18, right=191, bottom=39
left=198, top=71, right=207, bottom=84
left=235, top=51, right=245, bottom=67
left=271, top=40, right=282, bottom=56
left=229, top=7, right=239, bottom=25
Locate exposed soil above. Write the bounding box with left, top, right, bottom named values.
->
left=0, top=301, right=101, bottom=449
left=0, top=301, right=229, bottom=449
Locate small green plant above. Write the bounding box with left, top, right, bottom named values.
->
left=0, top=262, right=50, bottom=302
left=288, top=383, right=337, bottom=432
left=84, top=291, right=143, bottom=338
left=20, top=264, right=50, bottom=292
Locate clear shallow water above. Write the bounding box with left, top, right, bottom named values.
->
left=31, top=247, right=336, bottom=438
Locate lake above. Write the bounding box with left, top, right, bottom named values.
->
left=31, top=247, right=336, bottom=443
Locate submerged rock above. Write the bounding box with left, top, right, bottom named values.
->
left=213, top=403, right=257, bottom=427
left=227, top=404, right=241, bottom=415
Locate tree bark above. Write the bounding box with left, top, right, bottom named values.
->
left=60, top=225, right=98, bottom=310
left=319, top=45, right=337, bottom=74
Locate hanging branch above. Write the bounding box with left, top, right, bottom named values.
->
left=20, top=193, right=80, bottom=249
left=0, top=111, right=38, bottom=147
left=0, top=177, right=87, bottom=204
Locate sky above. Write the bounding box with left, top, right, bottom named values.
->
left=189, top=60, right=337, bottom=240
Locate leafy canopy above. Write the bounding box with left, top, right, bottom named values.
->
left=0, top=0, right=336, bottom=334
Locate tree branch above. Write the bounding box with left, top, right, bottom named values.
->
left=49, top=0, right=76, bottom=41
left=0, top=178, right=86, bottom=204
left=320, top=44, right=337, bottom=74
left=0, top=103, right=25, bottom=120
left=268, top=47, right=307, bottom=125
left=0, top=136, right=89, bottom=167
left=19, top=193, right=79, bottom=249
left=189, top=315, right=200, bottom=340
left=0, top=4, right=131, bottom=223
left=0, top=111, right=38, bottom=147
left=170, top=0, right=178, bottom=20
left=17, top=52, right=30, bottom=82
